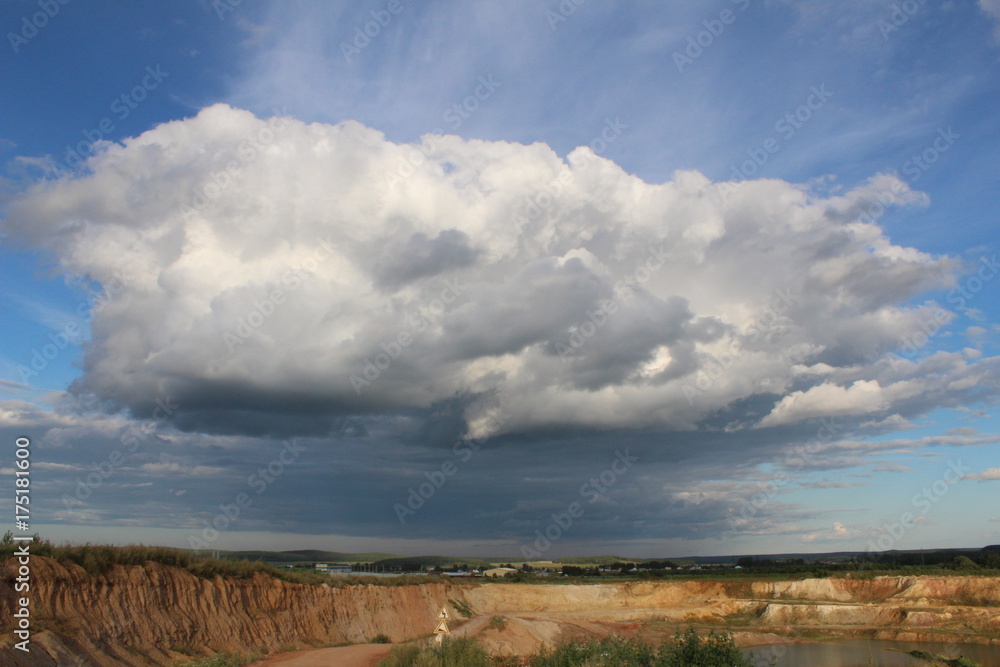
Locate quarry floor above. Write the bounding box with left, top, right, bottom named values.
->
left=252, top=643, right=392, bottom=667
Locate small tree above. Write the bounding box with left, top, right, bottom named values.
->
left=953, top=555, right=978, bottom=570
left=978, top=550, right=1000, bottom=569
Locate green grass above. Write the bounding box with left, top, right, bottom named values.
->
left=0, top=540, right=441, bottom=588
left=202, top=548, right=400, bottom=564
left=450, top=598, right=474, bottom=618
left=377, top=629, right=769, bottom=666
left=906, top=650, right=983, bottom=666
left=14, top=541, right=996, bottom=593
left=376, top=633, right=987, bottom=667
left=379, top=637, right=517, bottom=667
left=550, top=555, right=631, bottom=565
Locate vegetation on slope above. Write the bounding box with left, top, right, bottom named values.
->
left=197, top=548, right=400, bottom=563
left=0, top=537, right=432, bottom=587
left=378, top=630, right=768, bottom=666
left=376, top=633, right=988, bottom=666
left=173, top=653, right=260, bottom=667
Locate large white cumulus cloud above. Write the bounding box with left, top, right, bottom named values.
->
left=5, top=105, right=961, bottom=437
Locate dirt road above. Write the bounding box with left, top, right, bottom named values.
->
left=250, top=643, right=392, bottom=667
left=252, top=617, right=481, bottom=666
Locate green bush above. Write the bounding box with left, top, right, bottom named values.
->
left=450, top=598, right=474, bottom=618
left=378, top=629, right=764, bottom=667
left=952, top=556, right=979, bottom=570
left=658, top=627, right=761, bottom=667
left=531, top=635, right=657, bottom=666
left=371, top=633, right=392, bottom=644
left=172, top=652, right=258, bottom=667
left=0, top=540, right=434, bottom=588
left=380, top=637, right=495, bottom=667
left=906, top=650, right=982, bottom=667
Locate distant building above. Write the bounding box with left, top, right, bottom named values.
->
left=483, top=567, right=518, bottom=578
left=315, top=563, right=353, bottom=574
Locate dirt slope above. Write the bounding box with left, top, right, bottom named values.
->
left=2, top=557, right=998, bottom=665
left=0, top=557, right=460, bottom=666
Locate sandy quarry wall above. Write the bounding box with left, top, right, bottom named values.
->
left=0, top=557, right=462, bottom=666
left=2, top=557, right=998, bottom=666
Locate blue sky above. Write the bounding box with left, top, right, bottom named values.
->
left=1, top=0, right=998, bottom=558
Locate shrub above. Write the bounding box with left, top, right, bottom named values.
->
left=376, top=629, right=759, bottom=667
left=450, top=599, right=474, bottom=618
left=658, top=627, right=760, bottom=667
left=528, top=629, right=765, bottom=667
left=379, top=637, right=495, bottom=667
left=531, top=635, right=657, bottom=666
left=0, top=541, right=427, bottom=588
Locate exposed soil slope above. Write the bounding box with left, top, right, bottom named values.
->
left=2, top=557, right=998, bottom=666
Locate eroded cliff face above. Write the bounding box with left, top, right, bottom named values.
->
left=463, top=578, right=1000, bottom=650
left=2, top=558, right=998, bottom=666
left=0, top=557, right=462, bottom=666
